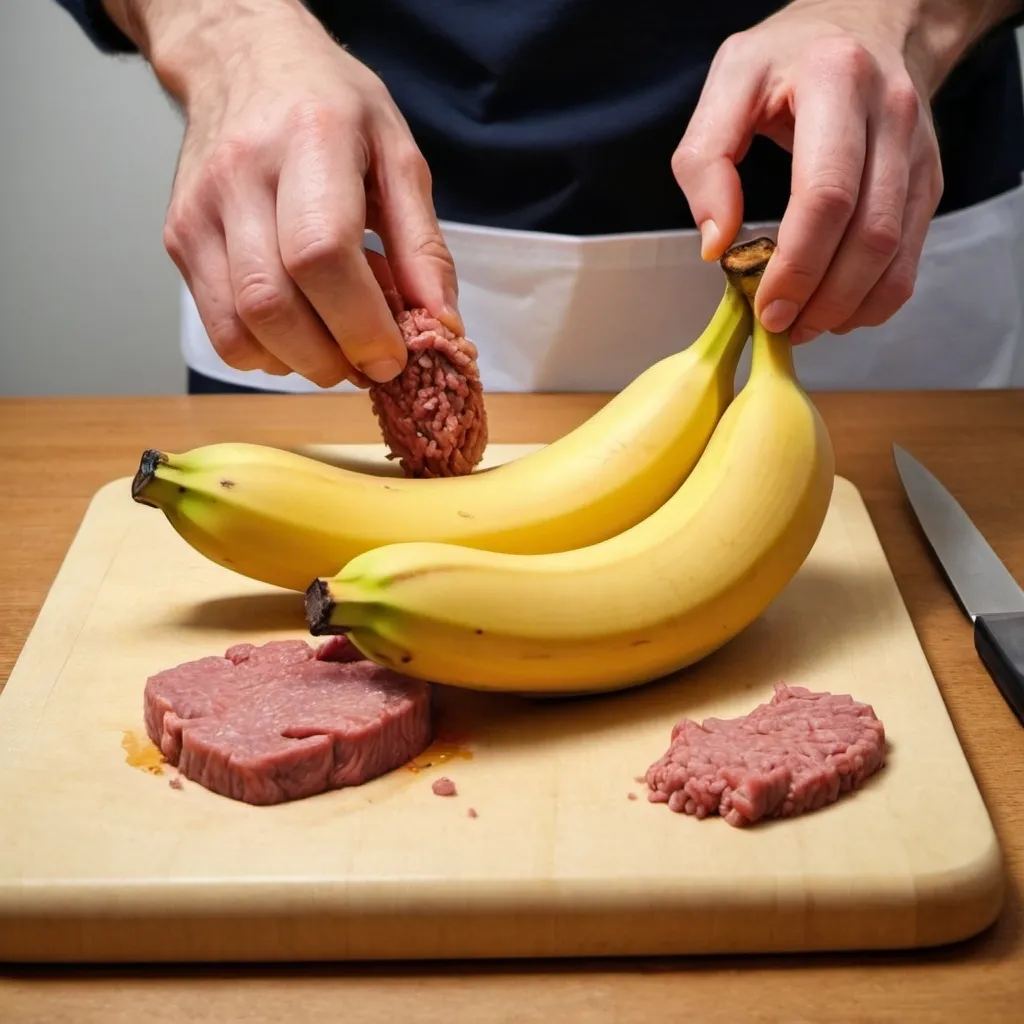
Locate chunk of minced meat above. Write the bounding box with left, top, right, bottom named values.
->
left=369, top=308, right=488, bottom=478
left=431, top=776, right=457, bottom=797
left=644, top=683, right=885, bottom=827
left=144, top=638, right=432, bottom=806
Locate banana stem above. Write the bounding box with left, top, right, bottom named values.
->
left=692, top=280, right=752, bottom=361
left=131, top=448, right=171, bottom=507
left=750, top=319, right=796, bottom=379
left=306, top=580, right=341, bottom=635
left=719, top=237, right=776, bottom=303
left=719, top=236, right=797, bottom=379
left=306, top=578, right=370, bottom=635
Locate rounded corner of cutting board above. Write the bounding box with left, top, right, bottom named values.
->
left=83, top=475, right=143, bottom=523
left=92, top=474, right=135, bottom=501
left=830, top=474, right=860, bottom=501
left=908, top=830, right=1007, bottom=948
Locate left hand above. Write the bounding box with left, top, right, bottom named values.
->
left=672, top=0, right=948, bottom=344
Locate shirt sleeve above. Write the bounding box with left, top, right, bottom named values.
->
left=53, top=0, right=137, bottom=54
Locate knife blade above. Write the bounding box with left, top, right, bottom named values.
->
left=893, top=444, right=1024, bottom=727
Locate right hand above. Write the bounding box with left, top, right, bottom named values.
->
left=111, top=0, right=461, bottom=387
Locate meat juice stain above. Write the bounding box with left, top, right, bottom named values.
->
left=405, top=739, right=474, bottom=774
left=121, top=730, right=166, bottom=776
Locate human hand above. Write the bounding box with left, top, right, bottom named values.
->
left=672, top=0, right=965, bottom=344
left=106, top=0, right=460, bottom=386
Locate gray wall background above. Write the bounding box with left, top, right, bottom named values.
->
left=0, top=0, right=184, bottom=396
left=2, top=1, right=1024, bottom=396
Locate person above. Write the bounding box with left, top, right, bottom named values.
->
left=55, top=1, right=1024, bottom=394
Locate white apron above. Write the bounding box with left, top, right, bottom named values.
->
left=181, top=177, right=1024, bottom=392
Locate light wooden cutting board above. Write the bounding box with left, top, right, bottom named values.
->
left=0, top=444, right=1005, bottom=963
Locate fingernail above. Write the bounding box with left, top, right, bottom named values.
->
left=790, top=327, right=822, bottom=345
left=699, top=220, right=719, bottom=261
left=760, top=299, right=800, bottom=333
left=441, top=304, right=464, bottom=337
left=441, top=284, right=464, bottom=334
left=362, top=357, right=403, bottom=383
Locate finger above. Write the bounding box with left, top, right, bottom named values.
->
left=671, top=35, right=765, bottom=261
left=790, top=80, right=918, bottom=342
left=371, top=135, right=464, bottom=335
left=340, top=249, right=403, bottom=390
left=163, top=211, right=292, bottom=377
left=364, top=248, right=405, bottom=318
left=756, top=45, right=872, bottom=334
left=223, top=184, right=359, bottom=388
left=830, top=151, right=941, bottom=335
left=276, top=124, right=408, bottom=383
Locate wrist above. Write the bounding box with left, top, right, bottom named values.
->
left=904, top=1, right=1023, bottom=95
left=101, top=0, right=316, bottom=105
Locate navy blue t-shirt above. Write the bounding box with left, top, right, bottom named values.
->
left=57, top=0, right=1024, bottom=234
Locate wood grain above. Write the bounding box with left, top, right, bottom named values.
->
left=1, top=391, right=1023, bottom=1022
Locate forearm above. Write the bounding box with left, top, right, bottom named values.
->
left=100, top=0, right=317, bottom=104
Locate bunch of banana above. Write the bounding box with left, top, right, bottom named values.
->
left=306, top=238, right=836, bottom=695
left=131, top=274, right=753, bottom=592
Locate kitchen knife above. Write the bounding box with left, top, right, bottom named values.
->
left=893, top=444, right=1024, bottom=727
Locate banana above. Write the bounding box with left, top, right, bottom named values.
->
left=305, top=239, right=836, bottom=695
left=131, top=277, right=752, bottom=592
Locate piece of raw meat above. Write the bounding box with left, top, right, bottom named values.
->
left=369, top=307, right=488, bottom=478
left=431, top=776, right=457, bottom=797
left=143, top=638, right=432, bottom=805
left=644, top=683, right=885, bottom=827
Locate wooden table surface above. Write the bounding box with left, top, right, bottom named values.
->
left=1, top=391, right=1022, bottom=1023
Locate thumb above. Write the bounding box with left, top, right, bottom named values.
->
left=372, top=140, right=464, bottom=336
left=671, top=49, right=763, bottom=261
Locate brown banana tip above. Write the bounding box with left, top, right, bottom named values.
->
left=305, top=579, right=345, bottom=636
left=131, top=448, right=168, bottom=504
left=720, top=237, right=777, bottom=301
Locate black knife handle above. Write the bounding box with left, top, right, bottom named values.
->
left=974, top=612, right=1024, bottom=727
